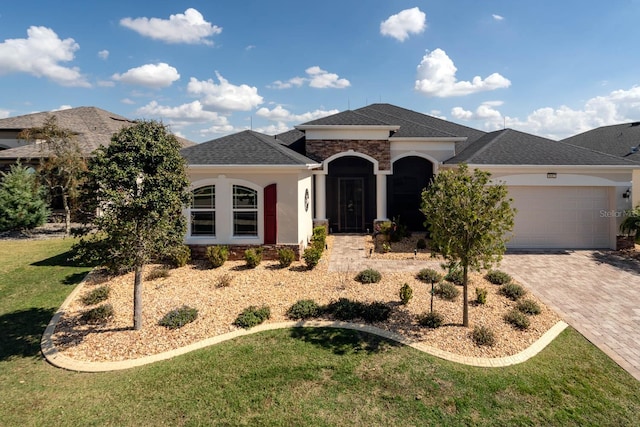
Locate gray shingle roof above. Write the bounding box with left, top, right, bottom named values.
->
left=562, top=122, right=640, bottom=161
left=181, top=130, right=319, bottom=167
left=0, top=106, right=195, bottom=160
left=447, top=128, right=640, bottom=166
left=299, top=109, right=392, bottom=126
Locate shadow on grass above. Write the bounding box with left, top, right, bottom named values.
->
left=0, top=307, right=55, bottom=360
left=31, top=249, right=92, bottom=268
left=289, top=327, right=400, bottom=356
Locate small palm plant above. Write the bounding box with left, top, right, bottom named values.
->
left=620, top=207, right=640, bottom=241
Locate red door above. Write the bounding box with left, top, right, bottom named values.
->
left=264, top=184, right=277, bottom=244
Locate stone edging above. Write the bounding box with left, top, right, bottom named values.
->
left=41, top=274, right=568, bottom=373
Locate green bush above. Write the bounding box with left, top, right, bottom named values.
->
left=444, top=269, right=464, bottom=285
left=416, top=238, right=427, bottom=250
left=146, top=267, right=170, bottom=281
left=516, top=299, right=541, bottom=315
left=81, top=285, right=110, bottom=306
left=361, top=301, right=391, bottom=322
left=417, top=311, right=444, bottom=328
left=206, top=245, right=229, bottom=268
left=434, top=282, right=460, bottom=301
left=399, top=283, right=413, bottom=305
left=216, top=273, right=233, bottom=288
left=472, top=325, right=496, bottom=347
left=244, top=247, right=263, bottom=268
left=286, top=299, right=321, bottom=320
left=302, top=245, right=323, bottom=269
left=165, top=244, right=191, bottom=268
left=0, top=163, right=50, bottom=232
left=277, top=247, right=296, bottom=268
left=80, top=303, right=114, bottom=324
left=416, top=268, right=442, bottom=284
left=311, top=226, right=327, bottom=250
left=499, top=282, right=527, bottom=301
left=159, top=305, right=198, bottom=329
left=485, top=270, right=512, bottom=285
left=233, top=305, right=271, bottom=329
left=355, top=268, right=382, bottom=284
left=324, top=298, right=366, bottom=321
left=475, top=287, right=488, bottom=305
left=504, top=309, right=530, bottom=330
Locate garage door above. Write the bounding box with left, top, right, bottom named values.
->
left=507, top=186, right=611, bottom=249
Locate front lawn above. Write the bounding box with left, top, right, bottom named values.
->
left=0, top=239, right=638, bottom=426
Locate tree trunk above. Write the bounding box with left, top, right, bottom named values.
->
left=462, top=264, right=469, bottom=327
left=430, top=282, right=435, bottom=313
left=133, top=264, right=144, bottom=330
left=62, top=193, right=71, bottom=237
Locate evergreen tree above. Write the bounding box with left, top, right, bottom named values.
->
left=0, top=164, right=50, bottom=232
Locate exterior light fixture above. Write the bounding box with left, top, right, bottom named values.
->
left=623, top=188, right=631, bottom=199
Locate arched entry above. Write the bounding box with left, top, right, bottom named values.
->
left=387, top=156, right=434, bottom=230
left=327, top=156, right=376, bottom=232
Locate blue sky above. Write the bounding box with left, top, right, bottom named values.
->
left=1, top=1, right=640, bottom=143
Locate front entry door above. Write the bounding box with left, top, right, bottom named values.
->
left=338, top=178, right=364, bottom=232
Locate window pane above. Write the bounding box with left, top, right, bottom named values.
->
left=192, top=186, right=215, bottom=208
left=234, top=212, right=257, bottom=236
left=233, top=186, right=257, bottom=209
left=191, top=212, right=215, bottom=236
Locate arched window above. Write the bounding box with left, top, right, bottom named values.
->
left=233, top=185, right=258, bottom=236
left=190, top=185, right=215, bottom=236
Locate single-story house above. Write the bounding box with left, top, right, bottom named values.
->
left=181, top=104, right=640, bottom=253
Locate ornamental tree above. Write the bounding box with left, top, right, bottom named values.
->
left=73, top=120, right=190, bottom=330
left=0, top=163, right=50, bottom=232
left=420, top=164, right=516, bottom=327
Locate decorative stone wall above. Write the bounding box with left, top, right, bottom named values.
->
left=306, top=139, right=391, bottom=170
left=189, top=243, right=301, bottom=261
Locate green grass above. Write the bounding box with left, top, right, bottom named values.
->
left=1, top=239, right=639, bottom=426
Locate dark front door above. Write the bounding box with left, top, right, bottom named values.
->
left=339, top=178, right=364, bottom=232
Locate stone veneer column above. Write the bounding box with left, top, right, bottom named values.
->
left=376, top=172, right=388, bottom=222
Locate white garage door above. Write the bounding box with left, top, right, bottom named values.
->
left=508, top=186, right=612, bottom=249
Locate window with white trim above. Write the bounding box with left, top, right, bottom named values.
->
left=190, top=185, right=215, bottom=236
left=233, top=185, right=258, bottom=236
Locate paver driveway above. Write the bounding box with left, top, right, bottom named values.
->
left=500, top=250, right=640, bottom=382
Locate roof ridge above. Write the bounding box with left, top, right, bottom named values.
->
left=248, top=130, right=318, bottom=165
left=356, top=106, right=458, bottom=138
left=456, top=129, right=508, bottom=161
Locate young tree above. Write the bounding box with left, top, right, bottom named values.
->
left=421, top=164, right=516, bottom=327
left=74, top=120, right=190, bottom=330
left=18, top=116, right=87, bottom=235
left=0, top=164, right=50, bottom=232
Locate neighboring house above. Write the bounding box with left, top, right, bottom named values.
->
left=183, top=104, right=639, bottom=252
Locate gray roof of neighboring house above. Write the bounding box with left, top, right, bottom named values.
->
left=181, top=130, right=319, bottom=167
left=447, top=128, right=640, bottom=166
left=561, top=122, right=640, bottom=162
left=0, top=106, right=195, bottom=160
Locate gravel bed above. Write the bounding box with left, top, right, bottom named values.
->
left=53, top=235, right=561, bottom=362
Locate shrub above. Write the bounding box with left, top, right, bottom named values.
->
left=302, top=245, right=323, bottom=269
left=146, top=267, right=170, bottom=281
left=277, top=247, right=296, bottom=268
left=244, top=247, right=263, bottom=268
left=286, top=299, right=321, bottom=320
left=416, top=238, right=427, bottom=250
left=81, top=285, right=110, bottom=306
left=417, top=311, right=444, bottom=328
left=233, top=305, right=271, bottom=329
left=164, top=244, right=191, bottom=268
left=324, top=298, right=366, bottom=321
left=504, top=309, right=530, bottom=330
left=361, top=301, right=391, bottom=322
left=355, top=268, right=382, bottom=284
left=416, top=268, right=442, bottom=284
left=381, top=242, right=391, bottom=253
left=444, top=269, right=464, bottom=285
left=475, top=287, right=488, bottom=305
left=312, top=226, right=327, bottom=243
left=485, top=270, right=512, bottom=285
left=80, top=303, right=114, bottom=324
left=472, top=325, right=496, bottom=347
left=399, top=283, right=413, bottom=305
left=206, top=245, right=229, bottom=268
left=216, top=273, right=233, bottom=288
left=434, top=282, right=460, bottom=301
left=0, top=163, right=50, bottom=232
left=499, top=282, right=527, bottom=301
left=516, top=299, right=541, bottom=315
left=159, top=305, right=198, bottom=329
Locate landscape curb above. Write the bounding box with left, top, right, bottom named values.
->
left=41, top=276, right=568, bottom=373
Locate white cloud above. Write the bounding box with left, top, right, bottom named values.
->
left=451, top=86, right=640, bottom=139
left=53, top=105, right=73, bottom=111
left=254, top=122, right=291, bottom=135
left=120, top=8, right=222, bottom=45
left=492, top=14, right=505, bottom=21
left=0, top=109, right=10, bottom=119
left=112, top=63, right=180, bottom=88
left=380, top=7, right=427, bottom=42
left=187, top=72, right=264, bottom=111
left=0, top=26, right=90, bottom=87
left=98, top=50, right=109, bottom=60
left=269, top=67, right=350, bottom=89
left=415, top=48, right=511, bottom=97
left=121, top=98, right=136, bottom=105
left=97, top=80, right=115, bottom=87
left=256, top=105, right=339, bottom=122
left=136, top=100, right=231, bottom=127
